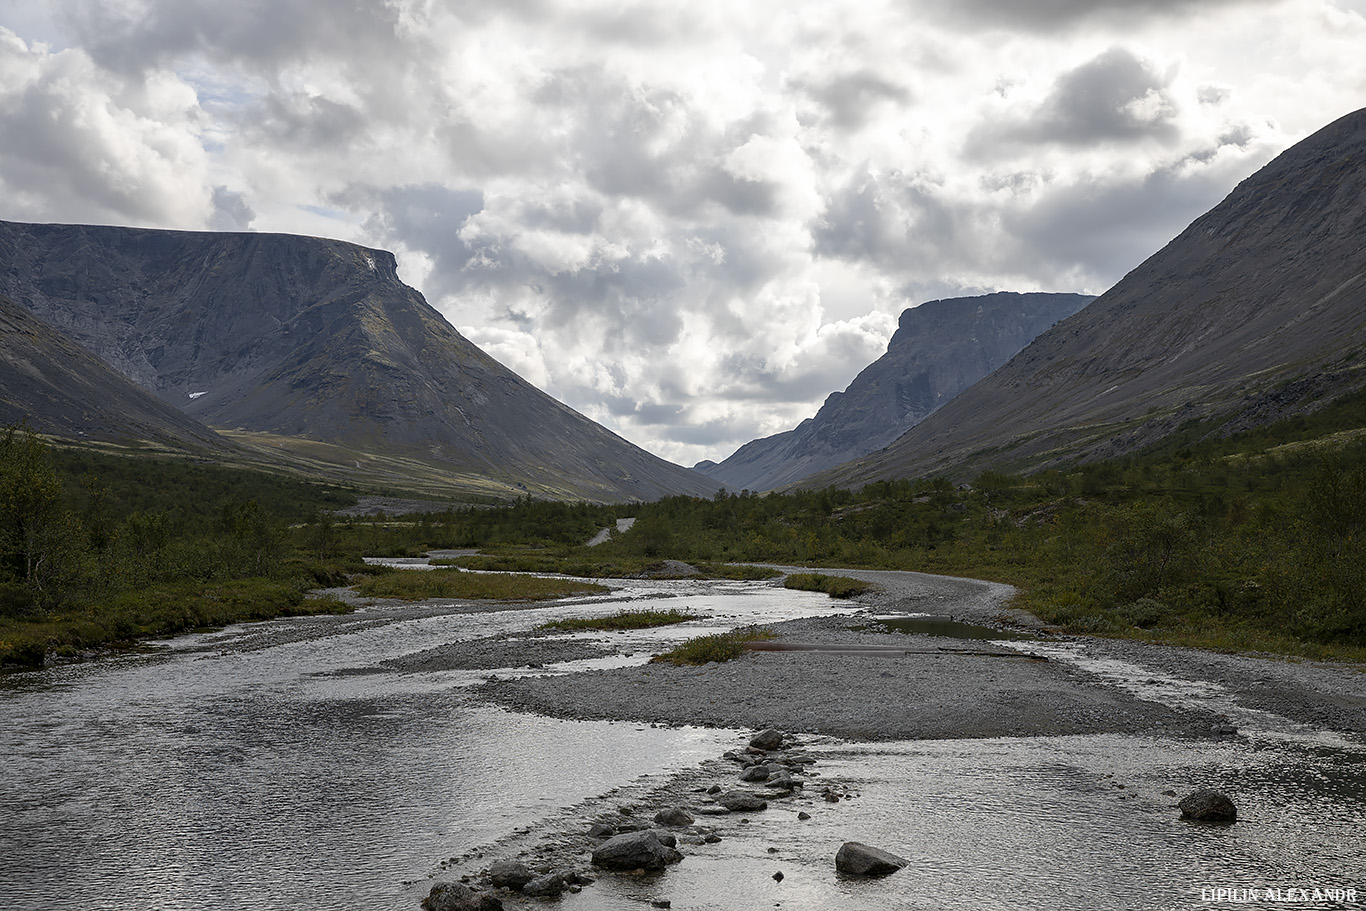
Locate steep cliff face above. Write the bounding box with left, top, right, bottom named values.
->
left=0, top=222, right=717, bottom=501
left=696, top=292, right=1091, bottom=491
left=0, top=293, right=229, bottom=450
left=816, top=107, right=1366, bottom=487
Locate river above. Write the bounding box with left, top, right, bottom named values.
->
left=2, top=575, right=1363, bottom=910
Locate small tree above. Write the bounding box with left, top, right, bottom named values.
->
left=0, top=425, right=83, bottom=610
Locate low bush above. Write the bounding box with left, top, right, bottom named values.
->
left=651, top=625, right=777, bottom=665
left=783, top=573, right=872, bottom=598
left=537, top=608, right=700, bottom=631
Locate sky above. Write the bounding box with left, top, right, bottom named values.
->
left=2, top=1, right=1365, bottom=467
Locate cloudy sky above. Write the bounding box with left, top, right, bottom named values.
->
left=3, top=0, right=1365, bottom=466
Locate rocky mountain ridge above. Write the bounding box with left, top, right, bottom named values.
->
left=695, top=292, right=1091, bottom=491
left=0, top=221, right=717, bottom=502
left=813, top=106, right=1366, bottom=487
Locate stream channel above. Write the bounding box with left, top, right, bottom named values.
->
left=2, top=570, right=1364, bottom=910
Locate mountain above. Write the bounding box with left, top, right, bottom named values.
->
left=695, top=292, right=1091, bottom=491
left=0, top=293, right=230, bottom=451
left=0, top=221, right=717, bottom=502
left=815, top=107, right=1366, bottom=487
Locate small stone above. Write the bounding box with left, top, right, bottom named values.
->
left=651, top=901, right=672, bottom=909
left=1179, top=789, right=1237, bottom=822
left=773, top=871, right=784, bottom=882
left=587, top=823, right=616, bottom=838
left=521, top=874, right=566, bottom=898
left=715, top=790, right=768, bottom=812
left=835, top=842, right=909, bottom=877
left=797, top=811, right=811, bottom=820
left=706, top=784, right=722, bottom=794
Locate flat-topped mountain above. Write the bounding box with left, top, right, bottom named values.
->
left=816, top=107, right=1366, bottom=487
left=0, top=221, right=717, bottom=501
left=696, top=292, right=1091, bottom=491
left=0, top=293, right=229, bottom=451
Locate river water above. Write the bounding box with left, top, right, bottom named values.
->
left=2, top=576, right=1364, bottom=911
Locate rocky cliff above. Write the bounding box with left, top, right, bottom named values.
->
left=0, top=293, right=229, bottom=450
left=816, top=107, right=1366, bottom=486
left=696, top=292, right=1091, bottom=491
left=0, top=221, right=717, bottom=501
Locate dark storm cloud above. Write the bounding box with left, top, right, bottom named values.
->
left=209, top=186, right=255, bottom=230
left=918, top=0, right=1279, bottom=30
left=999, top=143, right=1271, bottom=283
left=241, top=92, right=367, bottom=149
left=797, top=71, right=912, bottom=130
left=974, top=47, right=1179, bottom=152
left=58, top=0, right=406, bottom=73
left=354, top=183, right=485, bottom=300
left=811, top=170, right=957, bottom=271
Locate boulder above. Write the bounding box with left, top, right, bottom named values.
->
left=487, top=860, right=533, bottom=890
left=835, top=842, right=909, bottom=876
left=1179, top=789, right=1237, bottom=822
left=423, top=882, right=503, bottom=911
left=715, top=790, right=768, bottom=812
left=521, top=873, right=566, bottom=898
left=739, top=765, right=770, bottom=783
left=654, top=807, right=695, bottom=827
left=749, top=729, right=784, bottom=751
left=591, top=830, right=684, bottom=871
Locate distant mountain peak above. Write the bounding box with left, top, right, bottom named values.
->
left=696, top=291, right=1092, bottom=491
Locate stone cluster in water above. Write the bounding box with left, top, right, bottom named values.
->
left=422, top=727, right=882, bottom=909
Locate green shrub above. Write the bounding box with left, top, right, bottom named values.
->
left=651, top=625, right=777, bottom=665
left=538, top=608, right=700, bottom=631
left=783, top=572, right=871, bottom=598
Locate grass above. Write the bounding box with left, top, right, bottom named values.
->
left=651, top=625, right=777, bottom=666
left=536, top=608, right=701, bottom=631
left=0, top=579, right=353, bottom=668
left=783, top=572, right=872, bottom=599
left=352, top=568, right=608, bottom=601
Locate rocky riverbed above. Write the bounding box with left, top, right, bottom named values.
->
left=413, top=565, right=1366, bottom=909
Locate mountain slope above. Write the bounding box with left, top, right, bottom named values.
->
left=695, top=292, right=1091, bottom=491
left=817, top=107, right=1366, bottom=487
left=0, top=221, right=717, bottom=501
left=0, top=293, right=229, bottom=450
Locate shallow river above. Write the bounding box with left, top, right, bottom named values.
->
left=2, top=576, right=1363, bottom=910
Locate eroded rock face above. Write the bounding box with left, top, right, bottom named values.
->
left=835, top=841, right=910, bottom=876
left=1179, top=789, right=1237, bottom=822
left=590, top=830, right=684, bottom=871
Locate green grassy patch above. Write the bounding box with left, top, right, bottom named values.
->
left=439, top=553, right=780, bottom=581
left=537, top=608, right=701, bottom=631
left=353, top=568, right=607, bottom=601
left=783, top=572, right=872, bottom=598
left=0, top=579, right=353, bottom=668
left=651, top=625, right=777, bottom=666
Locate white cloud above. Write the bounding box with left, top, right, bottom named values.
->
left=1, top=0, right=1364, bottom=466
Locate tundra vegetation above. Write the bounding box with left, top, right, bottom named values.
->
left=5, top=386, right=1366, bottom=666
left=537, top=609, right=701, bottom=632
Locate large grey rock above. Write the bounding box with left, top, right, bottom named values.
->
left=591, top=830, right=684, bottom=871
left=1179, top=789, right=1237, bottom=822
left=749, top=728, right=785, bottom=751
left=835, top=841, right=909, bottom=876
left=521, top=873, right=566, bottom=898
left=423, top=882, right=503, bottom=911
left=715, top=790, right=768, bottom=812
left=487, top=860, right=533, bottom=890
left=653, top=807, right=695, bottom=826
